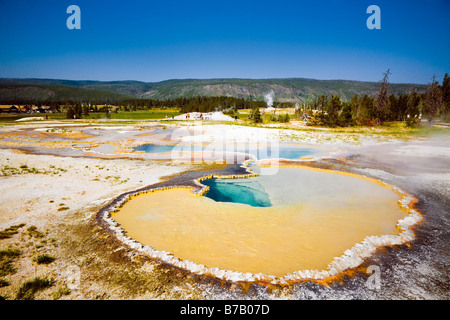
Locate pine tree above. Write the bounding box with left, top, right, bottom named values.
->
left=397, top=94, right=409, bottom=121
left=339, top=102, right=354, bottom=126
left=250, top=106, right=262, bottom=123
left=326, top=94, right=341, bottom=127
left=424, top=75, right=443, bottom=125
left=66, top=106, right=75, bottom=119
left=357, top=95, right=375, bottom=125
left=387, top=94, right=398, bottom=121
left=406, top=90, right=421, bottom=118
left=317, top=95, right=328, bottom=112
left=442, top=73, right=450, bottom=113
left=73, top=104, right=82, bottom=118
left=350, top=94, right=359, bottom=120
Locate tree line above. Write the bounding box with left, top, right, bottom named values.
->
left=121, top=96, right=294, bottom=113
left=65, top=103, right=111, bottom=119
left=299, top=72, right=450, bottom=127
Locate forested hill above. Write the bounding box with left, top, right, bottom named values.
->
left=0, top=77, right=427, bottom=104
left=138, top=78, right=427, bottom=103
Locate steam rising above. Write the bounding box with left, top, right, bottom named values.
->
left=264, top=90, right=274, bottom=107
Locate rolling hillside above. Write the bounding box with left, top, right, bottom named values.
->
left=0, top=83, right=133, bottom=103
left=139, top=78, right=427, bottom=103
left=0, top=77, right=427, bottom=104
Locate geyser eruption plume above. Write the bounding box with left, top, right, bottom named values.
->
left=264, top=90, right=274, bottom=107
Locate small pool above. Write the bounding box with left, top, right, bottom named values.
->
left=134, top=144, right=175, bottom=153
left=251, top=144, right=316, bottom=160
left=134, top=142, right=316, bottom=160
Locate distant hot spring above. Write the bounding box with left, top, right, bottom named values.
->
left=102, top=158, right=422, bottom=284
left=133, top=142, right=318, bottom=163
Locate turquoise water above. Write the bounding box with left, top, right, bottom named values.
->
left=202, top=178, right=272, bottom=207
left=135, top=143, right=315, bottom=160
left=251, top=145, right=315, bottom=160
left=204, top=164, right=397, bottom=210
left=134, top=144, right=175, bottom=153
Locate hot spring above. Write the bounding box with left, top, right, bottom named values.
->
left=134, top=143, right=176, bottom=153
left=133, top=142, right=318, bottom=161
left=111, top=163, right=411, bottom=278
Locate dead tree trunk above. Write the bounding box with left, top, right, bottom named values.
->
left=375, top=69, right=391, bottom=126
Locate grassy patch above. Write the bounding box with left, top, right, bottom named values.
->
left=26, top=226, right=45, bottom=238
left=0, top=223, right=26, bottom=240
left=84, top=109, right=181, bottom=120
left=0, top=112, right=67, bottom=123
left=52, top=283, right=71, bottom=300
left=0, top=164, right=67, bottom=177
left=33, top=253, right=56, bottom=264
left=112, top=110, right=181, bottom=120
left=0, top=278, right=10, bottom=287
left=15, top=277, right=55, bottom=300
left=0, top=248, right=22, bottom=277
left=57, top=203, right=70, bottom=211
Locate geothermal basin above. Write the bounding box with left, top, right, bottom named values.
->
left=111, top=162, right=416, bottom=280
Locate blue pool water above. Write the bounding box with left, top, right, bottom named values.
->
left=202, top=178, right=272, bottom=207
left=135, top=143, right=316, bottom=160
left=134, top=144, right=175, bottom=153
left=250, top=145, right=315, bottom=160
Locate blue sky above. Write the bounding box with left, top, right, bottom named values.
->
left=0, top=0, right=448, bottom=84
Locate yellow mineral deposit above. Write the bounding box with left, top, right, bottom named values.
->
left=112, top=167, right=410, bottom=278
